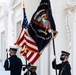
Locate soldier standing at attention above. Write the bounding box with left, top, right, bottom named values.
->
left=4, top=47, right=22, bottom=75
left=52, top=51, right=71, bottom=75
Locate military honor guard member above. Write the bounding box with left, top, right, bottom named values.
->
left=4, top=47, right=23, bottom=75
left=24, top=65, right=37, bottom=75
left=52, top=51, right=71, bottom=75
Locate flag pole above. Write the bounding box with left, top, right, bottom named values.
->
left=22, top=2, right=29, bottom=75
left=25, top=47, right=28, bottom=67
left=22, top=0, right=27, bottom=66
left=6, top=49, right=8, bottom=59
left=25, top=49, right=29, bottom=75
left=52, top=30, right=58, bottom=75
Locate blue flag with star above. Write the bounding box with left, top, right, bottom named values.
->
left=28, top=0, right=56, bottom=52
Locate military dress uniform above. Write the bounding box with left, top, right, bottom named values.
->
left=24, top=66, right=37, bottom=75
left=52, top=60, right=71, bottom=75
left=4, top=47, right=22, bottom=75
left=52, top=51, right=71, bottom=75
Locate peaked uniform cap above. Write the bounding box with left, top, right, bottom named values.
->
left=9, top=46, right=18, bottom=51
left=61, top=51, right=70, bottom=56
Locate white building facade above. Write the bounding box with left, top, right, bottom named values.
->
left=0, top=0, right=76, bottom=75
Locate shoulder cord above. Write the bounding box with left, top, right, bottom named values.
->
left=60, top=65, right=65, bottom=75
left=7, top=59, right=10, bottom=68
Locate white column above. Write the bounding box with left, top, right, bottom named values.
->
left=40, top=46, right=49, bottom=75
left=7, top=10, right=14, bottom=48
left=72, top=10, right=76, bottom=75
left=64, top=11, right=73, bottom=75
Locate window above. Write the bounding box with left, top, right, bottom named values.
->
left=1, top=31, right=6, bottom=65
left=16, top=21, right=21, bottom=38
left=16, top=21, right=21, bottom=57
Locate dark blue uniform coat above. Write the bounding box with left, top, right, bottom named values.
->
left=4, top=55, right=22, bottom=75
left=52, top=60, right=71, bottom=75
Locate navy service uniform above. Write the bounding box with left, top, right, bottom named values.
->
left=52, top=51, right=71, bottom=75
left=4, top=47, right=22, bottom=75
left=52, top=60, right=71, bottom=75
left=4, top=55, right=22, bottom=75
left=24, top=66, right=37, bottom=75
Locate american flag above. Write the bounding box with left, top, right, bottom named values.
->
left=15, top=7, right=40, bottom=64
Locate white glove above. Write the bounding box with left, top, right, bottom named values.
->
left=53, top=55, right=56, bottom=60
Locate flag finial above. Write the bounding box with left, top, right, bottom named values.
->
left=22, top=1, right=25, bottom=8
